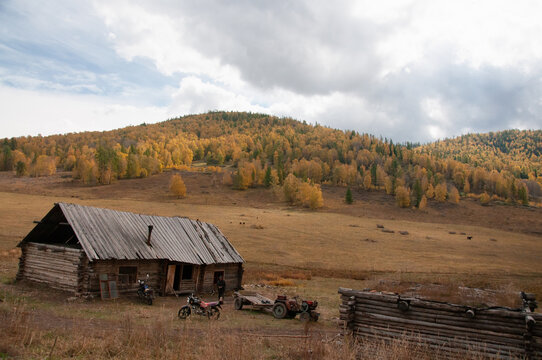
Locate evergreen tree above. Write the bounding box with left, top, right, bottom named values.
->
left=15, top=161, right=26, bottom=177
left=518, top=184, right=529, bottom=205
left=370, top=163, right=378, bottom=187
left=264, top=167, right=272, bottom=187
left=413, top=179, right=423, bottom=207
left=345, top=187, right=353, bottom=204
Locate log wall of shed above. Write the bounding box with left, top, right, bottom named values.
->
left=17, top=242, right=84, bottom=293
left=86, top=260, right=164, bottom=295
left=198, top=263, right=243, bottom=293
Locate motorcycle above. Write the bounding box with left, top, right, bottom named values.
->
left=137, top=274, right=154, bottom=305
left=178, top=293, right=221, bottom=320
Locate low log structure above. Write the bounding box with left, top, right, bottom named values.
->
left=17, top=203, right=244, bottom=297
left=338, top=287, right=542, bottom=359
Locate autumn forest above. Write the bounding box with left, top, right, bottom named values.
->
left=1, top=111, right=541, bottom=209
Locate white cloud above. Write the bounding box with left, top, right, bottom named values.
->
left=2, top=0, right=542, bottom=142
left=168, top=76, right=265, bottom=115
left=373, top=0, right=542, bottom=74
left=93, top=1, right=243, bottom=88
left=0, top=86, right=170, bottom=138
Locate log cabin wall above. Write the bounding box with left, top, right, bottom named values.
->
left=17, top=242, right=85, bottom=293
left=199, top=263, right=243, bottom=293
left=338, top=287, right=542, bottom=359
left=86, top=260, right=163, bottom=295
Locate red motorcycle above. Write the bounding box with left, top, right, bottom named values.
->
left=178, top=294, right=221, bottom=320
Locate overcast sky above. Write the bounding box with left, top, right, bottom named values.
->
left=1, top=1, right=542, bottom=142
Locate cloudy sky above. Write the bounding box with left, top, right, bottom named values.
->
left=1, top=0, right=541, bottom=142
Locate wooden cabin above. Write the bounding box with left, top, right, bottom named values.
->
left=16, top=203, right=244, bottom=297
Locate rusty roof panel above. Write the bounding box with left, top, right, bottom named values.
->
left=56, top=203, right=243, bottom=264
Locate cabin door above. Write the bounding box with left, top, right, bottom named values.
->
left=166, top=265, right=176, bottom=293
left=166, top=264, right=183, bottom=293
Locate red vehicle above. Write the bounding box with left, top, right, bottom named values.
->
left=178, top=293, right=221, bottom=320
left=272, top=295, right=319, bottom=322
left=233, top=292, right=319, bottom=322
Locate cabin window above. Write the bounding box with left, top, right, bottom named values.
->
left=118, top=266, right=137, bottom=284
left=182, top=265, right=193, bottom=280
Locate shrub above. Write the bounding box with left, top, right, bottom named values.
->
left=268, top=278, right=296, bottom=287
left=425, top=184, right=435, bottom=199
left=418, top=195, right=428, bottom=209
left=169, top=174, right=186, bottom=198
left=480, top=192, right=490, bottom=205
left=448, top=186, right=460, bottom=204
left=463, top=180, right=471, bottom=193
left=362, top=173, right=372, bottom=190
left=306, top=184, right=324, bottom=209
left=282, top=173, right=324, bottom=209
left=283, top=173, right=298, bottom=204
left=384, top=177, right=394, bottom=195
left=434, top=183, right=447, bottom=202
left=30, top=155, right=56, bottom=177
left=395, top=186, right=411, bottom=208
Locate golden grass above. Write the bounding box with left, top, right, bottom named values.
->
left=2, top=191, right=541, bottom=277
left=1, top=190, right=541, bottom=299
left=0, top=189, right=541, bottom=358
left=0, top=292, right=495, bottom=360
left=267, top=278, right=297, bottom=287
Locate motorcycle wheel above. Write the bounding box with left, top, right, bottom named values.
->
left=178, top=306, right=191, bottom=319
left=147, top=297, right=153, bottom=305
left=210, top=308, right=221, bottom=320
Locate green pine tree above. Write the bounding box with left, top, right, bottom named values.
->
left=345, top=187, right=353, bottom=204
left=413, top=179, right=423, bottom=207
left=264, top=167, right=272, bottom=187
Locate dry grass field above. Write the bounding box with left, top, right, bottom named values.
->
left=1, top=170, right=541, bottom=359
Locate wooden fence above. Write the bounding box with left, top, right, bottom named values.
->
left=338, top=287, right=542, bottom=359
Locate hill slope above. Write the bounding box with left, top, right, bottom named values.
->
left=0, top=111, right=540, bottom=205
left=420, top=129, right=542, bottom=178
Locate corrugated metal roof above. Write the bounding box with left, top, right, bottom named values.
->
left=57, top=203, right=244, bottom=264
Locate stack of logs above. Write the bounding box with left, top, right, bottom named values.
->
left=339, top=287, right=542, bottom=359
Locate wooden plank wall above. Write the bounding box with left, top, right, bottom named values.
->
left=338, top=287, right=542, bottom=359
left=179, top=264, right=197, bottom=293
left=18, top=242, right=84, bottom=293
left=199, top=263, right=242, bottom=293
left=87, top=260, right=163, bottom=295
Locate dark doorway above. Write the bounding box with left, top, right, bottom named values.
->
left=173, top=265, right=181, bottom=291
left=213, top=271, right=224, bottom=285
left=182, top=264, right=193, bottom=280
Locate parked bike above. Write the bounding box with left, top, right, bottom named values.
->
left=178, top=293, right=221, bottom=319
left=137, top=274, right=154, bottom=305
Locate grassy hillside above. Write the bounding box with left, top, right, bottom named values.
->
left=1, top=112, right=541, bottom=207
left=1, top=117, right=541, bottom=359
